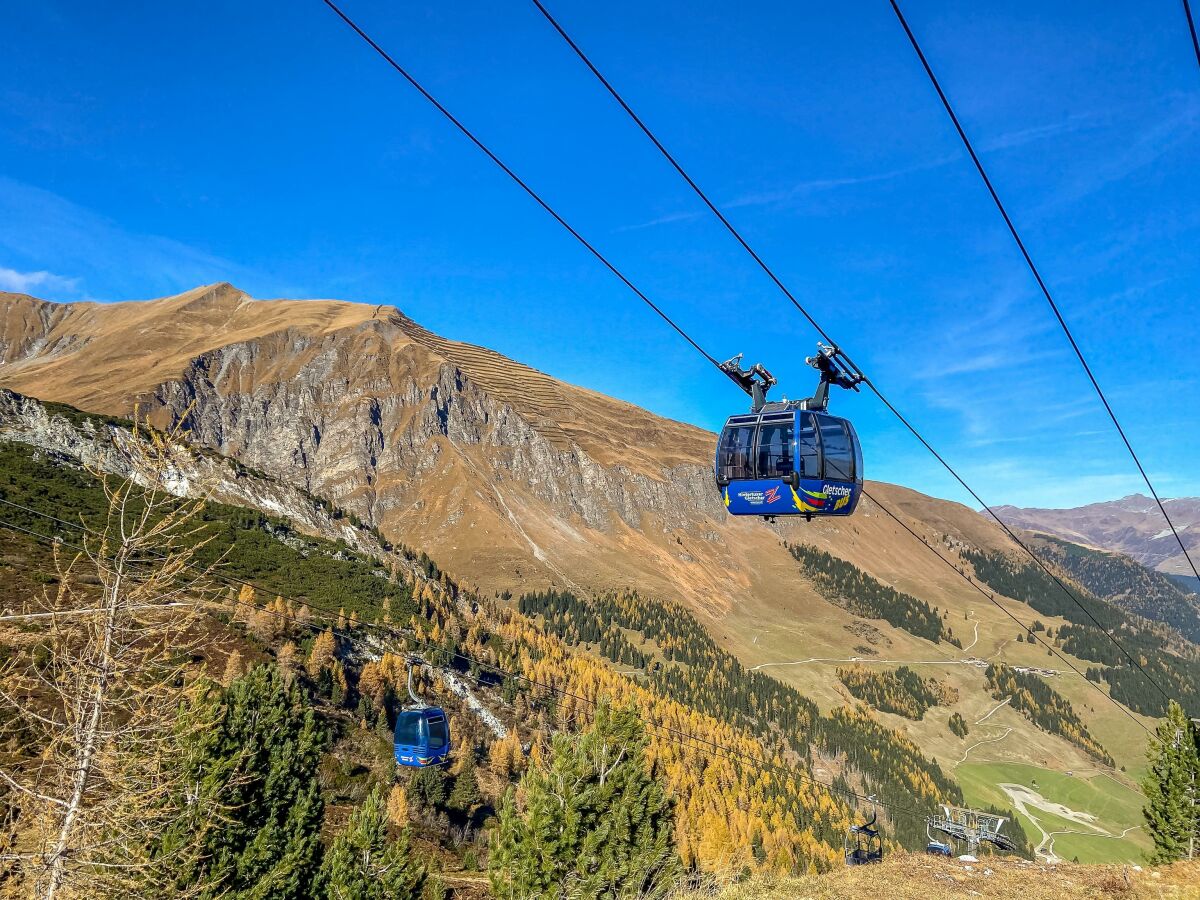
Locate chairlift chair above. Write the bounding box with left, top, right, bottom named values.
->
left=844, top=801, right=884, bottom=866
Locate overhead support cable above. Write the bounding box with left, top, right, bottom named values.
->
left=886, top=0, right=1200, bottom=589
left=525, top=0, right=1176, bottom=703
left=318, top=0, right=721, bottom=370
left=1183, top=0, right=1200, bottom=73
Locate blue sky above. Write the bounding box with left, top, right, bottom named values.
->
left=2, top=0, right=1197, bottom=509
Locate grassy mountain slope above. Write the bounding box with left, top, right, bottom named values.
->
left=1025, top=532, right=1200, bottom=642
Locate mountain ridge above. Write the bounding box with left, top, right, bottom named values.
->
left=994, top=495, right=1200, bottom=576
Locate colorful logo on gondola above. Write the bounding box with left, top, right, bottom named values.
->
left=763, top=486, right=782, bottom=504
left=790, top=484, right=853, bottom=512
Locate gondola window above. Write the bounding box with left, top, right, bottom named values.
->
left=818, top=416, right=855, bottom=481
left=717, top=424, right=756, bottom=481
left=799, top=413, right=820, bottom=478
left=756, top=419, right=794, bottom=478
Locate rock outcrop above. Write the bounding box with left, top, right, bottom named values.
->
left=0, top=388, right=391, bottom=556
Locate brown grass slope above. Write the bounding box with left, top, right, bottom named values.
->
left=683, top=854, right=1200, bottom=900
left=0, top=284, right=1015, bottom=589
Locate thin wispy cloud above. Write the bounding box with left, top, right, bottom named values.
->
left=933, top=349, right=1049, bottom=378
left=724, top=157, right=956, bottom=211
left=615, top=210, right=703, bottom=232
left=904, top=278, right=1060, bottom=379
left=723, top=112, right=1101, bottom=213
left=613, top=109, right=1108, bottom=230
left=921, top=362, right=1101, bottom=439
left=977, top=109, right=1104, bottom=153
left=613, top=156, right=956, bottom=229
left=0, top=176, right=254, bottom=302
left=1036, top=96, right=1200, bottom=212
left=0, top=266, right=80, bottom=297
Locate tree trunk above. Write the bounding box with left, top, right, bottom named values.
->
left=43, top=562, right=122, bottom=900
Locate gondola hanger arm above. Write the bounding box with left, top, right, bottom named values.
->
left=719, top=354, right=776, bottom=412
left=801, top=344, right=865, bottom=412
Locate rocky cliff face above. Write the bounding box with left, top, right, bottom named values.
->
left=0, top=294, right=80, bottom=363
left=0, top=388, right=391, bottom=556
left=154, top=327, right=719, bottom=534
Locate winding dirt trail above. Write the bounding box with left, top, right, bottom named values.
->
left=956, top=727, right=1013, bottom=764
left=1044, top=824, right=1143, bottom=861
left=961, top=610, right=980, bottom=652
left=748, top=656, right=982, bottom=670
left=975, top=696, right=1011, bottom=724
left=1000, top=782, right=1110, bottom=862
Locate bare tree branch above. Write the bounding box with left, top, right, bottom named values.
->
left=0, top=411, right=226, bottom=900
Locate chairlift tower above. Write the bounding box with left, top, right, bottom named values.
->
left=926, top=805, right=1017, bottom=856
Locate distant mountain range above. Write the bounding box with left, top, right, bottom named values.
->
left=994, top=495, right=1200, bottom=577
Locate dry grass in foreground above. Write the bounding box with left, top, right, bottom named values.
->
left=676, top=853, right=1200, bottom=900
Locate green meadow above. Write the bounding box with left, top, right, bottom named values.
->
left=957, top=762, right=1150, bottom=864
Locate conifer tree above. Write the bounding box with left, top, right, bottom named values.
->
left=0, top=441, right=221, bottom=899
left=236, top=583, right=257, bottom=619
left=489, top=732, right=517, bottom=777
left=448, top=754, right=482, bottom=813
left=221, top=648, right=245, bottom=686
left=278, top=641, right=300, bottom=678
left=489, top=705, right=680, bottom=899
left=387, top=783, right=410, bottom=827
left=165, top=664, right=328, bottom=899
left=318, top=786, right=428, bottom=900
left=307, top=629, right=337, bottom=677
left=1142, top=700, right=1200, bottom=862
left=408, top=765, right=448, bottom=811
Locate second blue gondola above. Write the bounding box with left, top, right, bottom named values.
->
left=394, top=662, right=451, bottom=768
left=925, top=840, right=953, bottom=857
left=394, top=706, right=451, bottom=768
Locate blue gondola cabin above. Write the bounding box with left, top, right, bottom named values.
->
left=716, top=407, right=862, bottom=518
left=394, top=707, right=451, bottom=767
